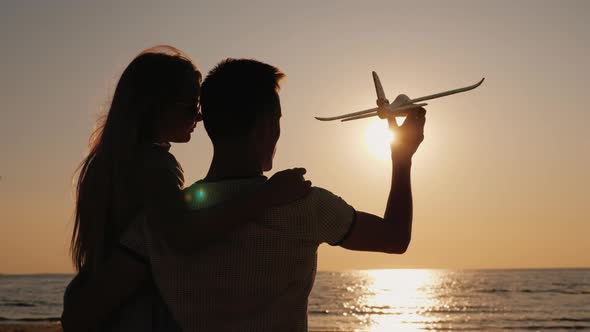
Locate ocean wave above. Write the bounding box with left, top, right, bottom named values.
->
left=476, top=288, right=590, bottom=295
left=477, top=288, right=510, bottom=293
left=520, top=289, right=590, bottom=295
left=499, top=325, right=590, bottom=330
left=0, top=302, right=36, bottom=307
left=554, top=317, right=590, bottom=323
left=309, top=305, right=505, bottom=316
left=0, top=317, right=61, bottom=322
left=552, top=282, right=590, bottom=287
left=502, top=317, right=590, bottom=323
left=309, top=310, right=334, bottom=315
left=422, top=326, right=590, bottom=331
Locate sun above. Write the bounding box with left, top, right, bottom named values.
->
left=365, top=119, right=396, bottom=160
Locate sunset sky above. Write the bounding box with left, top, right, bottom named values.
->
left=1, top=0, right=589, bottom=274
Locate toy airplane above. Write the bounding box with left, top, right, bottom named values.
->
left=315, top=72, right=484, bottom=122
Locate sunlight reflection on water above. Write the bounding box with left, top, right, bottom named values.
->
left=308, top=269, right=590, bottom=331
left=358, top=269, right=440, bottom=331
left=309, top=269, right=444, bottom=331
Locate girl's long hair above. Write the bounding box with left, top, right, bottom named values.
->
left=72, top=46, right=200, bottom=272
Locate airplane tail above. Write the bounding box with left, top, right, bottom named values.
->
left=372, top=71, right=387, bottom=102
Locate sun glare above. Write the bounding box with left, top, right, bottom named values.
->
left=365, top=119, right=395, bottom=161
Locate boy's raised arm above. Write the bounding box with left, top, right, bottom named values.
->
left=340, top=108, right=426, bottom=253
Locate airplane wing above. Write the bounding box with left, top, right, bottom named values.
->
left=409, top=78, right=485, bottom=104
left=316, top=102, right=428, bottom=122
left=341, top=112, right=379, bottom=122
left=315, top=107, right=379, bottom=121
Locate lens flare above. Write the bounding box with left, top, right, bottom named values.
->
left=196, top=188, right=206, bottom=202
left=185, top=187, right=207, bottom=205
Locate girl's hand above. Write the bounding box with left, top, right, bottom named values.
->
left=260, top=168, right=312, bottom=207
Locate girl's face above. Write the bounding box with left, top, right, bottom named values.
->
left=158, top=74, right=201, bottom=143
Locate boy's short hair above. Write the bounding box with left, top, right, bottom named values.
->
left=201, top=58, right=285, bottom=143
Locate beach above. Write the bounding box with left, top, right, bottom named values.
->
left=0, top=324, right=61, bottom=332
left=0, top=325, right=334, bottom=332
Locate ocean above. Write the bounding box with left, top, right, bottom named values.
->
left=1, top=269, right=589, bottom=331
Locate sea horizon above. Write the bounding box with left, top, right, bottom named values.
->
left=2, top=266, right=590, bottom=276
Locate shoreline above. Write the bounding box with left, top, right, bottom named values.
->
left=0, top=324, right=62, bottom=332
left=0, top=324, right=333, bottom=332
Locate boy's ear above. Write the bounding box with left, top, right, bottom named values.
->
left=253, top=114, right=270, bottom=131
left=248, top=115, right=266, bottom=140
